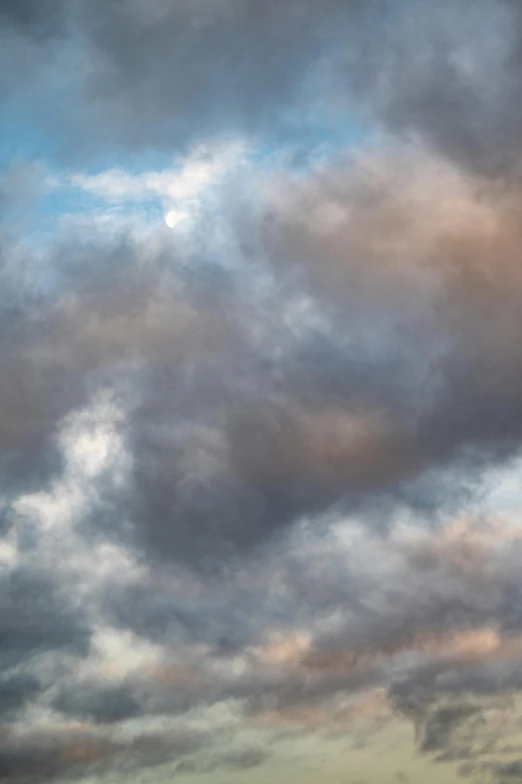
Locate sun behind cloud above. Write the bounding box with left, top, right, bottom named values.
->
left=164, top=209, right=187, bottom=229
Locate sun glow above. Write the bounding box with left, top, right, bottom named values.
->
left=165, top=209, right=187, bottom=228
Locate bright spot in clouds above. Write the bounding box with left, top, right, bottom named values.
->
left=165, top=209, right=186, bottom=228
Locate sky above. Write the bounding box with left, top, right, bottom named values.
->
left=6, top=1, right=522, bottom=783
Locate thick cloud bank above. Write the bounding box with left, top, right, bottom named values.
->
left=3, top=1, right=522, bottom=783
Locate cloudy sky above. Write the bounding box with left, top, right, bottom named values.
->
left=6, top=2, right=522, bottom=783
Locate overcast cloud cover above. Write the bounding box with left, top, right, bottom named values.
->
left=5, top=2, right=522, bottom=783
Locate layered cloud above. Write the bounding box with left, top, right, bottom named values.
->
left=2, top=0, right=522, bottom=172
left=4, top=1, right=522, bottom=783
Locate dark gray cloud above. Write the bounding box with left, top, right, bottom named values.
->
left=52, top=682, right=142, bottom=725
left=0, top=564, right=90, bottom=669
left=491, top=759, right=522, bottom=780
left=5, top=1, right=522, bottom=778
left=0, top=559, right=91, bottom=725
left=5, top=140, right=522, bottom=653
left=335, top=0, right=522, bottom=176
left=0, top=725, right=207, bottom=784
left=0, top=0, right=521, bottom=172
left=417, top=703, right=480, bottom=753
left=51, top=514, right=522, bottom=731
left=73, top=0, right=357, bottom=151
left=94, top=144, right=522, bottom=570
left=175, top=746, right=270, bottom=775
left=0, top=230, right=221, bottom=498
left=0, top=0, right=362, bottom=160
left=2, top=12, right=522, bottom=564
left=0, top=673, right=42, bottom=719
left=252, top=148, right=522, bottom=488
left=0, top=0, right=66, bottom=36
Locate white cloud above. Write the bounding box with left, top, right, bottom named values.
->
left=69, top=141, right=248, bottom=212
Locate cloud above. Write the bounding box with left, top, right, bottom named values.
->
left=0, top=723, right=208, bottom=783
left=5, top=138, right=522, bottom=657
left=349, top=0, right=522, bottom=177
left=5, top=44, right=522, bottom=561
left=47, top=512, right=522, bottom=736
left=1, top=0, right=522, bottom=179
left=0, top=0, right=520, bottom=173
left=175, top=746, right=270, bottom=776
left=65, top=144, right=522, bottom=569
left=416, top=703, right=481, bottom=753
left=490, top=759, right=522, bottom=780
left=52, top=683, right=142, bottom=725
left=0, top=0, right=354, bottom=160
left=69, top=142, right=246, bottom=204
left=0, top=549, right=92, bottom=735
left=6, top=3, right=522, bottom=777
left=0, top=562, right=90, bottom=671
left=251, top=147, right=522, bottom=488
left=0, top=0, right=66, bottom=37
